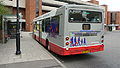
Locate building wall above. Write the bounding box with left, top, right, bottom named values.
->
left=12, top=8, right=26, bottom=19
left=39, top=0, right=42, bottom=16
left=88, top=0, right=99, bottom=5
left=115, top=12, right=120, bottom=25
left=25, top=0, right=36, bottom=31
left=3, top=0, right=120, bottom=31
left=108, top=11, right=120, bottom=25
left=107, top=11, right=111, bottom=25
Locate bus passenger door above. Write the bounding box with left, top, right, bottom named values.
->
left=39, top=21, right=42, bottom=43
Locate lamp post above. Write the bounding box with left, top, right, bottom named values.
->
left=16, top=0, right=21, bottom=55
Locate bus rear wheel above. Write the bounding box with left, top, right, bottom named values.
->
left=46, top=39, right=50, bottom=50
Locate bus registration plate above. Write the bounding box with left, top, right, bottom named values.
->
left=82, top=50, right=90, bottom=53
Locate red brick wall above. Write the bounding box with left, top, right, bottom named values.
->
left=88, top=0, right=99, bottom=5
left=39, top=0, right=42, bottom=16
left=115, top=12, right=120, bottom=25
left=107, top=11, right=111, bottom=25
left=26, top=0, right=36, bottom=31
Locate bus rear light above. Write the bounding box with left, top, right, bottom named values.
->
left=70, top=41, right=73, bottom=43
left=66, top=42, right=69, bottom=45
left=101, top=40, right=104, bottom=43
left=66, top=37, right=69, bottom=40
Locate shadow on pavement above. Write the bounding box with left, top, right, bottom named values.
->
left=52, top=53, right=97, bottom=62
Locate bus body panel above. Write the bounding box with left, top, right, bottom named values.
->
left=63, top=6, right=104, bottom=49
left=47, top=6, right=66, bottom=48
left=32, top=4, right=105, bottom=56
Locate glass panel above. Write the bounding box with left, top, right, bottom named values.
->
left=45, top=18, right=50, bottom=32
left=69, top=9, right=102, bottom=23
left=50, top=16, right=59, bottom=34
left=42, top=20, right=45, bottom=32
left=45, top=16, right=59, bottom=35
left=36, top=21, right=39, bottom=31
left=39, top=21, right=42, bottom=32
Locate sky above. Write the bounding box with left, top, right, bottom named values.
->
left=82, top=0, right=120, bottom=11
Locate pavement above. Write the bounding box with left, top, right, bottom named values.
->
left=0, top=32, right=65, bottom=68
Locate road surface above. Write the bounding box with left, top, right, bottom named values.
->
left=52, top=31, right=120, bottom=68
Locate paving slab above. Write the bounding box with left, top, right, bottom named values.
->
left=0, top=32, right=65, bottom=68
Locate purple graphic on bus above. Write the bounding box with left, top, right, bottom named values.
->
left=70, top=37, right=87, bottom=47
left=46, top=17, right=59, bottom=38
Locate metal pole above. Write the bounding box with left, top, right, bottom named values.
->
left=16, top=0, right=21, bottom=55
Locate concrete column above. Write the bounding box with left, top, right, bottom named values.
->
left=39, top=0, right=42, bottom=16
left=26, top=0, right=36, bottom=31
left=107, top=11, right=111, bottom=25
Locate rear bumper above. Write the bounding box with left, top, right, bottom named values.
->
left=50, top=41, right=104, bottom=56
left=63, top=45, right=104, bottom=56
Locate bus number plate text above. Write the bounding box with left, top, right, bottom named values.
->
left=82, top=50, right=90, bottom=53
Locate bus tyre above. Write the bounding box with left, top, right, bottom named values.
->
left=46, top=39, right=50, bottom=50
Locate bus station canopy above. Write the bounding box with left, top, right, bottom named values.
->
left=3, top=15, right=25, bottom=22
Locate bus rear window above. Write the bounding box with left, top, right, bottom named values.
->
left=69, top=9, right=102, bottom=23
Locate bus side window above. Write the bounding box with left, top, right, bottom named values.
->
left=45, top=18, right=50, bottom=33
left=42, top=19, right=45, bottom=32
left=36, top=21, right=39, bottom=31
left=51, top=16, right=60, bottom=34
left=39, top=20, right=42, bottom=32
left=35, top=21, right=37, bottom=30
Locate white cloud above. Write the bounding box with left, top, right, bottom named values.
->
left=82, top=0, right=120, bottom=11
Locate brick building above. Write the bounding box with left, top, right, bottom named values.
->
left=106, top=11, right=120, bottom=30
left=1, top=0, right=119, bottom=31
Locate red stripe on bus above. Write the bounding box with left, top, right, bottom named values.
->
left=34, top=34, right=104, bottom=56
left=63, top=45, right=104, bottom=55
left=35, top=36, right=46, bottom=47
left=49, top=42, right=64, bottom=55
left=49, top=42, right=104, bottom=56
left=41, top=38, right=46, bottom=46
left=36, top=36, right=39, bottom=41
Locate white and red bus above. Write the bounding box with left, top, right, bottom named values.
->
left=33, top=4, right=105, bottom=56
